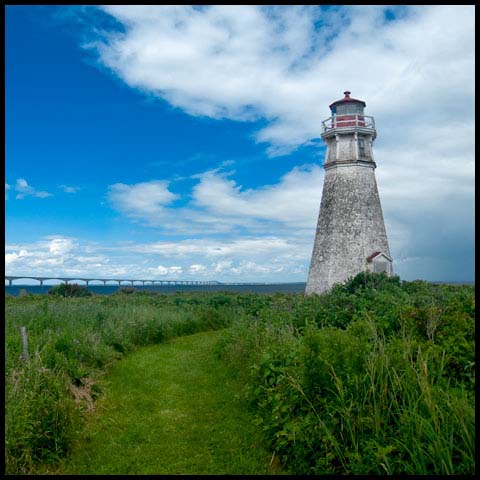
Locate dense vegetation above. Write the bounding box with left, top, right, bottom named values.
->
left=217, top=274, right=475, bottom=474
left=5, top=274, right=475, bottom=474
left=48, top=283, right=93, bottom=297
left=5, top=290, right=234, bottom=474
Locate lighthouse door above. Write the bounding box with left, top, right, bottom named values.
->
left=373, top=257, right=390, bottom=275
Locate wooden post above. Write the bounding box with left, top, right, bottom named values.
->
left=20, top=326, right=29, bottom=362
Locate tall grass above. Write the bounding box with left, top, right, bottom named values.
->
left=5, top=291, right=235, bottom=474
left=5, top=277, right=475, bottom=474
left=216, top=274, right=475, bottom=474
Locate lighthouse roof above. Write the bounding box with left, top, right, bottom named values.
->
left=329, top=91, right=366, bottom=109
left=366, top=251, right=393, bottom=263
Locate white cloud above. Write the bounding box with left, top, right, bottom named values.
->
left=169, top=266, right=183, bottom=275
left=5, top=234, right=311, bottom=283
left=88, top=6, right=473, bottom=153
left=192, top=165, right=323, bottom=228
left=48, top=237, right=77, bottom=256
left=59, top=185, right=80, bottom=193
left=147, top=265, right=184, bottom=276
left=153, top=265, right=169, bottom=276
left=12, top=178, right=52, bottom=199
left=5, top=237, right=103, bottom=278
left=126, top=237, right=309, bottom=260
left=107, top=164, right=323, bottom=233
left=107, top=180, right=179, bottom=219
left=188, top=264, right=207, bottom=275
left=5, top=183, right=11, bottom=200
left=214, top=260, right=232, bottom=274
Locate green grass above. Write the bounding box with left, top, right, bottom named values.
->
left=5, top=276, right=475, bottom=475
left=216, top=274, right=475, bottom=474
left=5, top=292, right=236, bottom=474
left=54, top=330, right=280, bottom=475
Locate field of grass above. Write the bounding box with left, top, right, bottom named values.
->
left=55, top=330, right=278, bottom=475
left=5, top=274, right=475, bottom=475
left=217, top=274, right=475, bottom=474
left=5, top=290, right=235, bottom=474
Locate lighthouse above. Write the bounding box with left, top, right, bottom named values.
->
left=306, top=91, right=392, bottom=295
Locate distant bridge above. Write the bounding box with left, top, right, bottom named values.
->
left=5, top=276, right=223, bottom=287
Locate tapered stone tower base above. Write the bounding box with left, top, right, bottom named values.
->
left=306, top=91, right=392, bottom=295
left=305, top=163, right=390, bottom=294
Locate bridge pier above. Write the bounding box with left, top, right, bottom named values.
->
left=103, top=280, right=106, bottom=286
left=39, top=279, right=43, bottom=287
left=8, top=279, right=12, bottom=286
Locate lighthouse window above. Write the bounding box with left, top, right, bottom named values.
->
left=358, top=138, right=366, bottom=157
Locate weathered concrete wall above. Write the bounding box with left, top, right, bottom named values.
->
left=305, top=161, right=391, bottom=295
left=324, top=132, right=374, bottom=166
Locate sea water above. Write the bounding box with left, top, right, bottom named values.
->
left=5, top=283, right=308, bottom=296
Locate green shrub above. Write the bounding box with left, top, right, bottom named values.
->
left=48, top=283, right=92, bottom=297
left=5, top=356, right=80, bottom=474
left=216, top=274, right=475, bottom=474
left=116, top=286, right=137, bottom=294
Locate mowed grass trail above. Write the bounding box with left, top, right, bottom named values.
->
left=57, top=330, right=279, bottom=475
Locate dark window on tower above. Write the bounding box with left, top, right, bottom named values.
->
left=358, top=138, right=366, bottom=157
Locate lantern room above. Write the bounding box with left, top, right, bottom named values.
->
left=329, top=91, right=366, bottom=116
left=321, top=91, right=376, bottom=138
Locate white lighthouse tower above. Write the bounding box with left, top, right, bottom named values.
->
left=306, top=91, right=392, bottom=295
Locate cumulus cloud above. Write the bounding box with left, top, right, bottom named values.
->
left=5, top=234, right=312, bottom=283
left=188, top=264, right=207, bottom=275
left=48, top=237, right=77, bottom=256
left=192, top=165, right=323, bottom=228
left=5, top=236, right=90, bottom=278
left=5, top=183, right=11, bottom=200
left=107, top=180, right=180, bottom=220
left=87, top=6, right=473, bottom=153
left=149, top=265, right=184, bottom=276
left=5, top=236, right=124, bottom=281
left=107, top=164, right=323, bottom=233
left=13, top=178, right=52, bottom=199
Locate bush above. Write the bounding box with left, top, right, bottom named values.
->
left=48, top=283, right=92, bottom=297
left=216, top=274, right=475, bottom=474
left=116, top=287, right=137, bottom=295
left=5, top=356, right=80, bottom=474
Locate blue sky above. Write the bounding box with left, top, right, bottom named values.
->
left=5, top=5, right=475, bottom=283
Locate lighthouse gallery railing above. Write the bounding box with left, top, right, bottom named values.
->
left=322, top=114, right=375, bottom=133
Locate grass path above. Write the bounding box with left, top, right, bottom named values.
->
left=57, top=330, right=280, bottom=475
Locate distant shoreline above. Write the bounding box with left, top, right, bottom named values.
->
left=4, top=283, right=308, bottom=296
left=4, top=280, right=474, bottom=297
